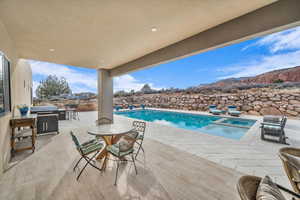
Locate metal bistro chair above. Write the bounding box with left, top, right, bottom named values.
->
left=260, top=116, right=288, bottom=144
left=70, top=131, right=104, bottom=180
left=132, top=121, right=146, bottom=159
left=106, top=130, right=139, bottom=185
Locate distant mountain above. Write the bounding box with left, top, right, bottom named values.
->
left=200, top=66, right=300, bottom=88
left=202, top=77, right=249, bottom=88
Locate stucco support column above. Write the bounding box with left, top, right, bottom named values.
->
left=97, top=69, right=113, bottom=124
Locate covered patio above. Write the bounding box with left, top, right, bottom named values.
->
left=1, top=0, right=300, bottom=200
left=1, top=0, right=300, bottom=124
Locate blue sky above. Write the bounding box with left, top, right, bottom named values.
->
left=30, top=26, right=300, bottom=94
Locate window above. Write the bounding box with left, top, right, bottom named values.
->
left=0, top=52, right=11, bottom=116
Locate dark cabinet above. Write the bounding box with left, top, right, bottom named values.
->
left=37, top=114, right=59, bottom=134
left=58, top=110, right=66, bottom=120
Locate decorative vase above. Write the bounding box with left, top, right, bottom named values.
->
left=19, top=107, right=29, bottom=116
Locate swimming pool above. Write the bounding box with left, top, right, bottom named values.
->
left=115, top=109, right=256, bottom=140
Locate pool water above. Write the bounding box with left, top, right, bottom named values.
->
left=115, top=109, right=256, bottom=140
left=220, top=118, right=256, bottom=128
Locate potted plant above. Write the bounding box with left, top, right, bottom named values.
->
left=17, top=104, right=29, bottom=116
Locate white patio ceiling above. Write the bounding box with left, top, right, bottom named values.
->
left=0, top=0, right=276, bottom=70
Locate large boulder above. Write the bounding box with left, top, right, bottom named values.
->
left=286, top=110, right=298, bottom=116
left=248, top=110, right=260, bottom=115
left=241, top=105, right=252, bottom=112
left=289, top=100, right=300, bottom=106
left=259, top=107, right=282, bottom=116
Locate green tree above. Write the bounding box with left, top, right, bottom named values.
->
left=140, top=84, right=153, bottom=94
left=273, top=79, right=284, bottom=83
left=36, top=75, right=72, bottom=99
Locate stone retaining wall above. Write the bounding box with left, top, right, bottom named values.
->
left=113, top=88, right=300, bottom=117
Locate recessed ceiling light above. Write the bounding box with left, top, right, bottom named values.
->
left=151, top=27, right=157, bottom=32
left=49, top=49, right=55, bottom=52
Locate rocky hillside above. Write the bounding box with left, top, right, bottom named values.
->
left=114, top=88, right=300, bottom=117
left=201, top=66, right=300, bottom=88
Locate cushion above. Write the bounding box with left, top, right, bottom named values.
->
left=281, top=153, right=300, bottom=183
left=106, top=144, right=134, bottom=157
left=210, top=109, right=222, bottom=114
left=256, top=176, right=286, bottom=200
left=118, top=137, right=132, bottom=152
left=229, top=110, right=241, bottom=114
left=116, top=131, right=138, bottom=152
left=80, top=140, right=103, bottom=155
left=126, top=131, right=139, bottom=140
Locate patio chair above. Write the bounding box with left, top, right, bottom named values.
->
left=227, top=105, right=241, bottom=117
left=263, top=115, right=282, bottom=124
left=141, top=104, right=145, bottom=109
left=237, top=175, right=300, bottom=200
left=70, top=131, right=103, bottom=180
left=129, top=105, right=134, bottom=110
left=279, top=147, right=300, bottom=194
left=106, top=130, right=139, bottom=185
left=132, top=121, right=146, bottom=159
left=208, top=105, right=223, bottom=115
left=65, top=104, right=80, bottom=120
left=260, top=116, right=288, bottom=144
left=114, top=106, right=121, bottom=111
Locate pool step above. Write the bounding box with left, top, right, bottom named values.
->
left=213, top=118, right=249, bottom=129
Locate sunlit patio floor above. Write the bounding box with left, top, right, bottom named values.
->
left=0, top=113, right=242, bottom=200
left=1, top=110, right=300, bottom=199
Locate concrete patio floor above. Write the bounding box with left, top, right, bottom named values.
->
left=1, top=109, right=299, bottom=199
left=0, top=111, right=243, bottom=200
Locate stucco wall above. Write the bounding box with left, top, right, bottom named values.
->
left=0, top=19, right=32, bottom=177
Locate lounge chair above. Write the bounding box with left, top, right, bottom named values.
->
left=208, top=105, right=223, bottom=115
left=260, top=116, right=288, bottom=144
left=237, top=175, right=300, bottom=200
left=227, top=105, right=241, bottom=117
left=114, top=106, right=121, bottom=111
left=279, top=147, right=300, bottom=194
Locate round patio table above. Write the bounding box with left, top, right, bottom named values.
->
left=87, top=124, right=134, bottom=170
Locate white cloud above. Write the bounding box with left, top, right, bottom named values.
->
left=244, top=26, right=300, bottom=52
left=113, top=74, right=161, bottom=92
left=29, top=60, right=97, bottom=93
left=32, top=80, right=39, bottom=97
left=29, top=60, right=161, bottom=94
left=217, top=50, right=300, bottom=79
